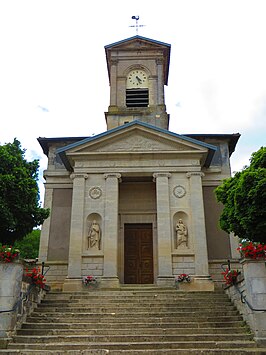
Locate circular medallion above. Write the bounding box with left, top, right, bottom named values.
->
left=173, top=185, right=186, bottom=198
left=89, top=187, right=102, bottom=199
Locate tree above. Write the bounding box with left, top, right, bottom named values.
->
left=0, top=139, right=49, bottom=244
left=215, top=147, right=266, bottom=244
left=13, top=229, right=41, bottom=259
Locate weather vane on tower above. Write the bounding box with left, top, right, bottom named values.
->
left=130, top=16, right=145, bottom=35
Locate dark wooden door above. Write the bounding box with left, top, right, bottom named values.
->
left=124, top=223, right=153, bottom=284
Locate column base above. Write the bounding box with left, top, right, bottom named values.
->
left=156, top=276, right=175, bottom=287
left=99, top=277, right=120, bottom=289
left=177, top=275, right=214, bottom=292
left=63, top=278, right=83, bottom=291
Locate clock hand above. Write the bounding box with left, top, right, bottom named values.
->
left=136, top=75, right=142, bottom=83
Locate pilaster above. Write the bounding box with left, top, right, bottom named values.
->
left=110, top=59, right=118, bottom=106
left=65, top=173, right=88, bottom=286
left=186, top=172, right=210, bottom=276
left=38, top=187, right=53, bottom=262
left=156, top=58, right=164, bottom=105
left=101, top=173, right=121, bottom=288
left=153, top=172, right=173, bottom=286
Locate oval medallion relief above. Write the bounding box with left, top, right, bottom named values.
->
left=89, top=187, right=102, bottom=199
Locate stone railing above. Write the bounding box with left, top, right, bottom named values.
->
left=0, top=262, right=48, bottom=348
left=225, top=259, right=266, bottom=346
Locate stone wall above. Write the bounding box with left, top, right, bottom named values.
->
left=225, top=259, right=266, bottom=345
left=0, top=263, right=47, bottom=346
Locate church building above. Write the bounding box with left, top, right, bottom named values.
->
left=38, top=35, right=240, bottom=291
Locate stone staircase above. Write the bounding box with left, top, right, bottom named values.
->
left=2, top=286, right=266, bottom=354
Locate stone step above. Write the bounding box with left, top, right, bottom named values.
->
left=1, top=349, right=265, bottom=354
left=43, top=297, right=231, bottom=304
left=39, top=300, right=233, bottom=309
left=25, top=313, right=242, bottom=324
left=17, top=326, right=250, bottom=336
left=45, top=290, right=227, bottom=296
left=5, top=288, right=266, bottom=354
left=45, top=292, right=229, bottom=299
left=21, top=320, right=247, bottom=329
left=7, top=340, right=259, bottom=351
left=28, top=309, right=241, bottom=318
left=40, top=298, right=231, bottom=307
left=12, top=334, right=254, bottom=344
left=34, top=307, right=236, bottom=315
left=32, top=304, right=236, bottom=313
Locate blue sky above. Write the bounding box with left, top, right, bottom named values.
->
left=0, top=0, right=265, bottom=202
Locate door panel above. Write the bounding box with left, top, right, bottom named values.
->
left=124, top=224, right=153, bottom=284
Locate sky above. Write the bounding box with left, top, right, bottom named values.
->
left=0, top=0, right=265, bottom=203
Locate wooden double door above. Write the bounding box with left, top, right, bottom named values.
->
left=124, top=223, right=154, bottom=284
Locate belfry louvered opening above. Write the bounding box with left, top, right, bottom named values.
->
left=126, top=89, right=149, bottom=107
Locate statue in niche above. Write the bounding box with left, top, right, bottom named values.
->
left=176, top=219, right=188, bottom=249
left=88, top=220, right=101, bottom=250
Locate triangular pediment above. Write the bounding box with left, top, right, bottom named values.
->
left=105, top=35, right=170, bottom=51
left=63, top=123, right=210, bottom=155
left=57, top=122, right=217, bottom=171
left=74, top=130, right=200, bottom=154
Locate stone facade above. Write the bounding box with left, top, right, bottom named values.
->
left=37, top=36, right=240, bottom=291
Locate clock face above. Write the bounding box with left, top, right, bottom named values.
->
left=127, top=70, right=148, bottom=88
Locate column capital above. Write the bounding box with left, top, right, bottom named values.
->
left=156, top=58, right=164, bottom=65
left=70, top=173, right=89, bottom=180
left=153, top=172, right=171, bottom=181
left=186, top=172, right=205, bottom=179
left=110, top=59, right=118, bottom=66
left=104, top=173, right=122, bottom=182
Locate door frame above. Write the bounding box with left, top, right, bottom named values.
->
left=119, top=213, right=157, bottom=284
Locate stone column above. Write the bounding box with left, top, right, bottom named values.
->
left=102, top=173, right=121, bottom=288
left=110, top=59, right=118, bottom=106
left=156, top=59, right=164, bottom=105
left=38, top=187, right=53, bottom=262
left=63, top=173, right=88, bottom=291
left=153, top=172, right=173, bottom=286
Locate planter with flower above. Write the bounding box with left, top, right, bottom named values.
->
left=83, top=275, right=98, bottom=288
left=0, top=245, right=20, bottom=263
left=237, top=241, right=266, bottom=260
left=175, top=273, right=191, bottom=288
left=222, top=267, right=240, bottom=286
left=25, top=266, right=46, bottom=288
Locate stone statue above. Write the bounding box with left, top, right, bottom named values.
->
left=176, top=219, right=188, bottom=249
left=88, top=220, right=101, bottom=250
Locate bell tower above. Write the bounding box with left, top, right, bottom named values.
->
left=104, top=35, right=171, bottom=130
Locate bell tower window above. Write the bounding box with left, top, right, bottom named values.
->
left=126, top=88, right=149, bottom=107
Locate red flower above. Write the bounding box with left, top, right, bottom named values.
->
left=222, top=268, right=240, bottom=285
left=25, top=266, right=46, bottom=288
left=238, top=242, right=266, bottom=259
left=0, top=245, right=20, bottom=263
